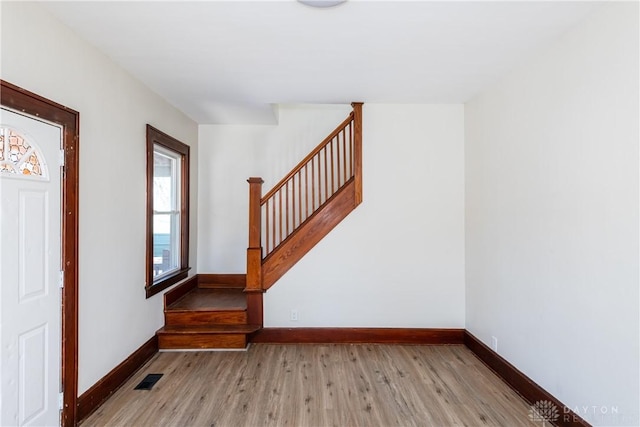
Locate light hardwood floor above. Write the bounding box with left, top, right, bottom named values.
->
left=81, top=344, right=538, bottom=427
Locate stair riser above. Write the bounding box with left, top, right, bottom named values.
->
left=158, top=333, right=247, bottom=349
left=197, top=273, right=246, bottom=289
left=165, top=310, right=247, bottom=326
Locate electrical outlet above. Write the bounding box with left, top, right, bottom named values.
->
left=491, top=336, right=498, bottom=352
left=290, top=309, right=299, bottom=322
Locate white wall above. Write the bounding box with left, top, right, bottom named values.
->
left=199, top=104, right=465, bottom=327
left=465, top=3, right=639, bottom=426
left=1, top=2, right=199, bottom=394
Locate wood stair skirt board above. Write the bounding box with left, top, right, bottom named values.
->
left=464, top=331, right=590, bottom=427
left=164, top=275, right=198, bottom=307
left=250, top=328, right=465, bottom=344
left=261, top=179, right=356, bottom=290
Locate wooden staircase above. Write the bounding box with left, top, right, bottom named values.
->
left=246, top=102, right=363, bottom=292
left=156, top=103, right=362, bottom=350
left=157, top=275, right=261, bottom=349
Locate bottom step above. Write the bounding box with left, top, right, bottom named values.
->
left=157, top=325, right=261, bottom=350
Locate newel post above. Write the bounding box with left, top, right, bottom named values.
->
left=246, top=177, right=264, bottom=292
left=352, top=102, right=363, bottom=206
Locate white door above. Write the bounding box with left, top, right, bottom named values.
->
left=0, top=108, right=62, bottom=427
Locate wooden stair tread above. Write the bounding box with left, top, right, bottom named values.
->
left=168, top=288, right=246, bottom=311
left=157, top=324, right=262, bottom=334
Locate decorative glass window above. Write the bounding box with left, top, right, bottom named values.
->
left=0, top=127, right=48, bottom=178
left=146, top=125, right=190, bottom=298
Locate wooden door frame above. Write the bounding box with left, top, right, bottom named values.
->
left=1, top=80, right=79, bottom=427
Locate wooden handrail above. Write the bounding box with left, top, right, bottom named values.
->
left=261, top=112, right=354, bottom=203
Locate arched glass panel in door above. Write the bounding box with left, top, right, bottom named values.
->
left=0, top=127, right=48, bottom=179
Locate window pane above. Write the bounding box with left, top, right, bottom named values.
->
left=153, top=151, right=176, bottom=212
left=153, top=213, right=179, bottom=278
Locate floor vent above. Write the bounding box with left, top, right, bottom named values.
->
left=134, top=373, right=163, bottom=390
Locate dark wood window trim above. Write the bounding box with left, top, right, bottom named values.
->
left=146, top=125, right=190, bottom=298
left=1, top=80, right=80, bottom=427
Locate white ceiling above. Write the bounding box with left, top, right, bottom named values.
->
left=41, top=1, right=601, bottom=124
